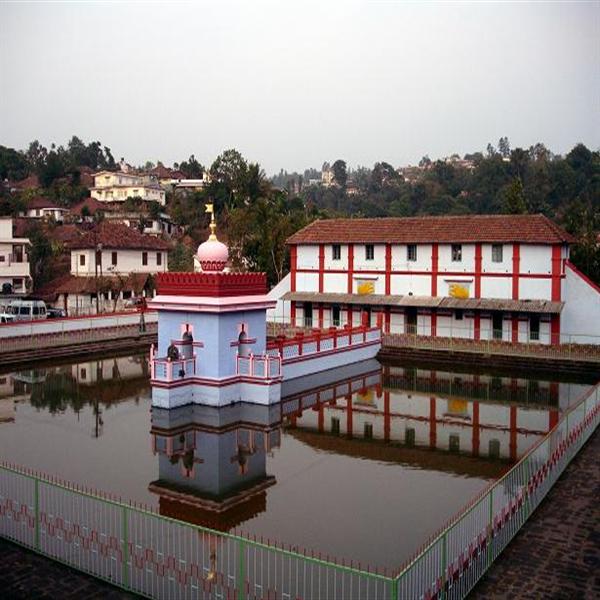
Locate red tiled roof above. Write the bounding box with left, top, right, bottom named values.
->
left=10, top=174, right=40, bottom=190
left=39, top=273, right=150, bottom=297
left=70, top=197, right=117, bottom=216
left=286, top=215, right=575, bottom=245
left=49, top=224, right=81, bottom=244
left=26, top=196, right=63, bottom=210
left=68, top=222, right=170, bottom=251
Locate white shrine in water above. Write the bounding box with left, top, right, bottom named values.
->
left=148, top=207, right=381, bottom=408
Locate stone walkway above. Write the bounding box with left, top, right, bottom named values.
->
left=471, top=428, right=600, bottom=599
left=0, top=539, right=137, bottom=599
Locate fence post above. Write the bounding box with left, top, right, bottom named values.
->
left=238, top=538, right=246, bottom=600
left=122, top=505, right=129, bottom=589
left=34, top=477, right=40, bottom=550
left=391, top=575, right=400, bottom=600
left=441, top=530, right=448, bottom=599
left=487, top=488, right=494, bottom=568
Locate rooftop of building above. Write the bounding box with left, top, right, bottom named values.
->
left=67, top=222, right=170, bottom=251
left=25, top=197, right=66, bottom=210
left=287, top=214, right=575, bottom=245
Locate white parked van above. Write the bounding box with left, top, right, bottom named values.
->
left=7, top=299, right=48, bottom=321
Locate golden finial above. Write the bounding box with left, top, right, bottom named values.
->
left=205, top=202, right=217, bottom=240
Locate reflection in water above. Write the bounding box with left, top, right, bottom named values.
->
left=0, top=354, right=592, bottom=567
left=150, top=404, right=280, bottom=531
left=147, top=360, right=588, bottom=540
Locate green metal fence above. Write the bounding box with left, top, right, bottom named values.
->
left=1, top=381, right=598, bottom=599
left=391, top=381, right=600, bottom=599
left=0, top=463, right=393, bottom=599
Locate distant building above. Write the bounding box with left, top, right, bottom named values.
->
left=0, top=217, right=31, bottom=294
left=277, top=214, right=600, bottom=345
left=41, top=222, right=170, bottom=314
left=20, top=197, right=69, bottom=222
left=70, top=197, right=180, bottom=238
left=321, top=162, right=335, bottom=187
left=90, top=171, right=166, bottom=206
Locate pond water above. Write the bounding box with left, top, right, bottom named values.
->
left=0, top=354, right=592, bottom=569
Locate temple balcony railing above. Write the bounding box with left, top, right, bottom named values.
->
left=237, top=353, right=282, bottom=379
left=266, top=324, right=381, bottom=362
left=150, top=344, right=197, bottom=382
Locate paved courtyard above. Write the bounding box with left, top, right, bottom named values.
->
left=0, top=539, right=137, bottom=599
left=471, top=428, right=600, bottom=599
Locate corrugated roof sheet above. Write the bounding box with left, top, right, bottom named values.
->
left=281, top=292, right=563, bottom=314
left=287, top=215, right=575, bottom=245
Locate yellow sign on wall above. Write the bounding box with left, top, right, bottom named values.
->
left=357, top=279, right=375, bottom=295
left=448, top=283, right=470, bottom=299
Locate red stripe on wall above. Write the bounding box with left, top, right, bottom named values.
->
left=385, top=243, right=392, bottom=295
left=474, top=243, right=482, bottom=298
left=431, top=243, right=439, bottom=296
left=347, top=244, right=354, bottom=294
left=290, top=301, right=296, bottom=325
left=318, top=244, right=325, bottom=293
left=512, top=316, right=519, bottom=343
left=474, top=313, right=481, bottom=341
left=290, top=245, right=297, bottom=292
left=551, top=245, right=562, bottom=301
left=431, top=312, right=437, bottom=337
left=551, top=314, right=560, bottom=346
left=512, top=243, right=520, bottom=300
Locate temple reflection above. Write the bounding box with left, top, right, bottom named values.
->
left=148, top=358, right=584, bottom=532
left=149, top=403, right=280, bottom=531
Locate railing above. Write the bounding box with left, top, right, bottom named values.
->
left=383, top=330, right=600, bottom=363
left=0, top=465, right=393, bottom=600
left=392, top=381, right=600, bottom=598
left=267, top=324, right=382, bottom=362
left=151, top=357, right=196, bottom=382
left=237, top=353, right=282, bottom=379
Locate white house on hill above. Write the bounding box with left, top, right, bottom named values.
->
left=0, top=217, right=31, bottom=295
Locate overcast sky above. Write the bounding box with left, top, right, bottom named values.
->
left=1, top=1, right=598, bottom=174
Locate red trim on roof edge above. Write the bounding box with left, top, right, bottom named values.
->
left=565, top=260, right=600, bottom=294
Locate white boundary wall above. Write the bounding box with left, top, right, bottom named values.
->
left=561, top=263, right=600, bottom=344
left=0, top=311, right=158, bottom=340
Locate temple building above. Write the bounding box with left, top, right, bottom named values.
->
left=277, top=215, right=600, bottom=345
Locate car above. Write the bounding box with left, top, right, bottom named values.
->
left=6, top=299, right=48, bottom=321
left=47, top=307, right=67, bottom=319
left=0, top=312, right=15, bottom=324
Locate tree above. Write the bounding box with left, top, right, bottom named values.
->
left=498, top=136, right=511, bottom=158
left=0, top=146, right=29, bottom=180
left=418, top=155, right=432, bottom=168
left=179, top=154, right=204, bottom=178
left=26, top=225, right=55, bottom=289
left=168, top=242, right=195, bottom=272
left=332, top=159, right=347, bottom=188
left=209, top=149, right=249, bottom=209
left=503, top=178, right=527, bottom=214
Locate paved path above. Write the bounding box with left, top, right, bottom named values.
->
left=0, top=539, right=137, bottom=599
left=471, top=429, right=600, bottom=599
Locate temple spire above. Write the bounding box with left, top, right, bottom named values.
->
left=205, top=202, right=217, bottom=241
